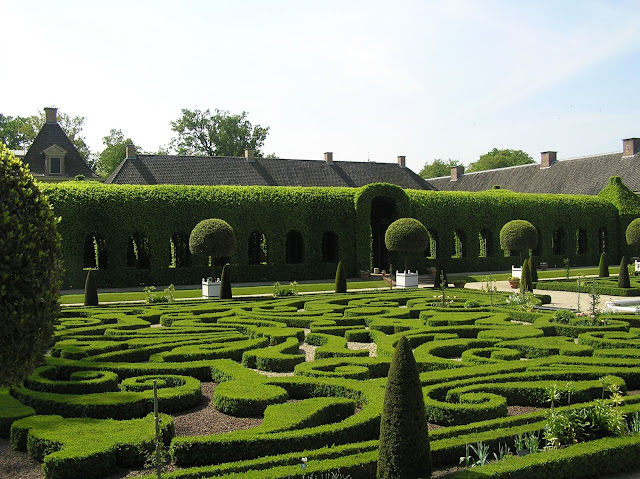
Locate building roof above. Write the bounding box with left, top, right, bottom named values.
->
left=426, top=150, right=640, bottom=195
left=105, top=154, right=434, bottom=190
left=22, top=117, right=97, bottom=178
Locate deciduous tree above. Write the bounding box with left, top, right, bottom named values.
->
left=419, top=158, right=461, bottom=179
left=95, top=129, right=135, bottom=176
left=468, top=148, right=534, bottom=172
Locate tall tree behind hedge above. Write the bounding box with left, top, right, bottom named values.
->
left=0, top=145, right=63, bottom=386
left=599, top=252, right=609, bottom=278
left=529, top=253, right=538, bottom=283
left=84, top=269, right=98, bottom=306
left=220, top=263, right=232, bottom=299
left=377, top=336, right=431, bottom=479
left=618, top=256, right=631, bottom=288
left=335, top=261, right=347, bottom=293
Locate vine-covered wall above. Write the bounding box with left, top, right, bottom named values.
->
left=41, top=179, right=629, bottom=289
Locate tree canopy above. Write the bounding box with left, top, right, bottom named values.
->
left=169, top=108, right=271, bottom=157
left=626, top=218, right=640, bottom=248
left=467, top=148, right=534, bottom=172
left=189, top=218, right=237, bottom=280
left=500, top=220, right=538, bottom=263
left=418, top=158, right=461, bottom=179
left=385, top=218, right=429, bottom=272
left=95, top=129, right=135, bottom=177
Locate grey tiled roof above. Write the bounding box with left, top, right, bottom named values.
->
left=426, top=152, right=640, bottom=195
left=105, top=155, right=433, bottom=190
left=22, top=122, right=98, bottom=178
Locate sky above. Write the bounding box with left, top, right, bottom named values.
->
left=2, top=0, right=640, bottom=173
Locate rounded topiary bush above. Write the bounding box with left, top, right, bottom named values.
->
left=0, top=145, right=63, bottom=386
left=384, top=218, right=428, bottom=271
left=189, top=218, right=236, bottom=280
left=626, top=218, right=640, bottom=247
left=499, top=220, right=537, bottom=259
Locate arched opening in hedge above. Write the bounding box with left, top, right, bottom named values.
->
left=321, top=231, right=339, bottom=263
left=552, top=228, right=566, bottom=256
left=370, top=197, right=396, bottom=271
left=286, top=230, right=304, bottom=264
left=532, top=228, right=542, bottom=256
left=452, top=230, right=467, bottom=258
left=598, top=227, right=608, bottom=254
left=169, top=232, right=191, bottom=268
left=576, top=229, right=587, bottom=255
left=425, top=229, right=438, bottom=259
left=127, top=232, right=150, bottom=269
left=83, top=233, right=107, bottom=270
left=248, top=231, right=268, bottom=265
left=479, top=229, right=492, bottom=257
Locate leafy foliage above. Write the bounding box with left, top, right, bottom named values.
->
left=335, top=261, right=347, bottom=293
left=618, top=256, right=630, bottom=288
left=467, top=148, right=534, bottom=172
left=419, top=158, right=460, bottom=179
left=95, top=129, right=134, bottom=176
left=83, top=269, right=98, bottom=306
left=384, top=218, right=429, bottom=254
left=499, top=220, right=538, bottom=253
left=0, top=145, right=63, bottom=386
left=170, top=108, right=270, bottom=157
left=377, top=335, right=431, bottom=478
left=189, top=219, right=236, bottom=280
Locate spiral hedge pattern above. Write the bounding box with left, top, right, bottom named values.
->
left=5, top=289, right=640, bottom=478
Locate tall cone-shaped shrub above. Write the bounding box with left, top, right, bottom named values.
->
left=377, top=336, right=431, bottom=479
left=529, top=254, right=538, bottom=283
left=84, top=269, right=98, bottom=306
left=599, top=252, right=609, bottom=278
left=522, top=258, right=533, bottom=292
left=219, top=263, right=232, bottom=299
left=618, top=256, right=630, bottom=288
left=335, top=261, right=347, bottom=293
left=520, top=258, right=528, bottom=294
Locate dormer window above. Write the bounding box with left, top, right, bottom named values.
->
left=43, top=145, right=67, bottom=176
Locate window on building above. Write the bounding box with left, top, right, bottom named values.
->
left=50, top=157, right=61, bottom=175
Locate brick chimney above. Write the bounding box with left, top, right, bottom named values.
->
left=245, top=148, right=255, bottom=162
left=541, top=151, right=557, bottom=168
left=125, top=144, right=137, bottom=160
left=324, top=152, right=334, bottom=165
left=45, top=107, right=57, bottom=124
left=451, top=165, right=464, bottom=181
left=397, top=155, right=406, bottom=168
left=622, top=138, right=640, bottom=157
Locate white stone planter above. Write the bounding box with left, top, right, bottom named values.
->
left=396, top=271, right=419, bottom=289
left=202, top=278, right=220, bottom=298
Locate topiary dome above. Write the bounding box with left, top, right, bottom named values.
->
left=189, top=218, right=236, bottom=280
left=499, top=220, right=538, bottom=253
left=626, top=218, right=640, bottom=247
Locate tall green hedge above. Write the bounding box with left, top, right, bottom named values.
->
left=42, top=181, right=625, bottom=288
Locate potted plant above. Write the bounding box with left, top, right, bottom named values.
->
left=385, top=218, right=429, bottom=289
left=452, top=279, right=467, bottom=288
left=508, top=277, right=520, bottom=288
left=539, top=262, right=548, bottom=271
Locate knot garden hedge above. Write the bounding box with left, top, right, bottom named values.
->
left=39, top=177, right=640, bottom=289
left=7, top=289, right=640, bottom=478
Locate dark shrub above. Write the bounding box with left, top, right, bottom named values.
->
left=599, top=252, right=609, bottom=278
left=335, top=261, right=347, bottom=293
left=529, top=253, right=538, bottom=282
left=522, top=258, right=533, bottom=293
left=84, top=270, right=98, bottom=306
left=220, top=263, right=232, bottom=299
left=0, top=145, right=63, bottom=386
left=377, top=336, right=431, bottom=478
left=618, top=256, right=631, bottom=289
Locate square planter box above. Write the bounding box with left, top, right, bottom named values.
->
left=396, top=271, right=419, bottom=289
left=202, top=278, right=220, bottom=298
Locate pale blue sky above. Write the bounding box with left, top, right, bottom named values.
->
left=2, top=0, right=640, bottom=173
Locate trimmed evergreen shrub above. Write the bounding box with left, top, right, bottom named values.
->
left=499, top=219, right=537, bottom=263
left=384, top=218, right=429, bottom=272
left=189, top=218, right=236, bottom=280
left=0, top=145, right=63, bottom=386
left=599, top=252, right=609, bottom=277
left=529, top=253, right=538, bottom=282
left=335, top=261, right=347, bottom=293
left=220, top=263, right=232, bottom=299
left=377, top=335, right=431, bottom=479
left=84, top=269, right=98, bottom=306
left=618, top=256, right=631, bottom=288
left=626, top=218, right=640, bottom=248
left=522, top=258, right=533, bottom=293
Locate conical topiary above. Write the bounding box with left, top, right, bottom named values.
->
left=520, top=258, right=528, bottom=294
left=377, top=336, right=431, bottom=479
left=335, top=261, right=347, bottom=293
left=84, top=269, right=98, bottom=306
left=618, top=256, right=630, bottom=289
left=219, top=263, right=232, bottom=299
left=599, top=252, right=609, bottom=278
left=529, top=254, right=538, bottom=283
left=522, top=258, right=533, bottom=292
